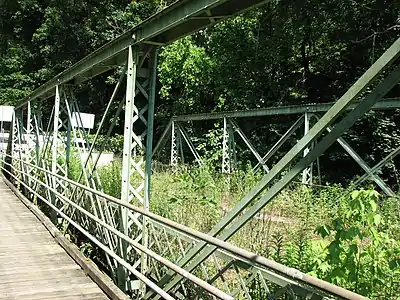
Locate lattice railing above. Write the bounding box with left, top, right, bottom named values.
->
left=1, top=151, right=365, bottom=300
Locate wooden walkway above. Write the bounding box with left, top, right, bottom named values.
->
left=0, top=178, right=110, bottom=300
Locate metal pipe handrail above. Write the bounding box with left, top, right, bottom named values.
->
left=1, top=159, right=232, bottom=300
left=1, top=165, right=175, bottom=300
left=2, top=153, right=366, bottom=300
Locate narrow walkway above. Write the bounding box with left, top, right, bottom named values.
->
left=0, top=178, right=110, bottom=300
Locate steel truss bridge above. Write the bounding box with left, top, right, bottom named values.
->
left=1, top=0, right=399, bottom=299
left=153, top=99, right=400, bottom=196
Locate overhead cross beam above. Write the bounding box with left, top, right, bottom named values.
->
left=15, top=0, right=269, bottom=108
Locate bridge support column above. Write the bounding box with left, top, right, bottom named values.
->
left=302, top=112, right=313, bottom=184
left=119, top=44, right=158, bottom=296
left=222, top=117, right=236, bottom=173
left=24, top=101, right=40, bottom=201
left=170, top=121, right=178, bottom=167
left=7, top=111, right=21, bottom=185
left=50, top=85, right=69, bottom=223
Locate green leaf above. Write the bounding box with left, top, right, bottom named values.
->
left=374, top=214, right=382, bottom=226
left=348, top=244, right=358, bottom=255
left=316, top=225, right=331, bottom=238
left=348, top=269, right=357, bottom=282
left=328, top=242, right=342, bottom=264
left=350, top=190, right=359, bottom=200
left=369, top=198, right=377, bottom=212
left=389, top=259, right=400, bottom=270
left=330, top=267, right=346, bottom=279
left=370, top=227, right=379, bottom=241
left=332, top=218, right=343, bottom=231
left=168, top=197, right=180, bottom=204
left=344, top=227, right=359, bottom=240
left=319, top=261, right=330, bottom=273
left=367, top=212, right=375, bottom=226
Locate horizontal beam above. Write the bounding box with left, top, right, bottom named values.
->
left=174, top=98, right=400, bottom=121
left=16, top=0, right=269, bottom=109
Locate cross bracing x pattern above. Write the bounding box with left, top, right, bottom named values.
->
left=154, top=98, right=400, bottom=194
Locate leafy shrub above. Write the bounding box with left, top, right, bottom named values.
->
left=313, top=189, right=400, bottom=298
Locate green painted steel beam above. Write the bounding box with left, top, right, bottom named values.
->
left=354, top=145, right=400, bottom=187
left=174, top=98, right=400, bottom=121
left=155, top=64, right=400, bottom=299
left=148, top=37, right=400, bottom=298
left=15, top=0, right=269, bottom=109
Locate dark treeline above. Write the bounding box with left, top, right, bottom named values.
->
left=1, top=0, right=399, bottom=187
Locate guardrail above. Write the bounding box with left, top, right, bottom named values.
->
left=1, top=153, right=366, bottom=300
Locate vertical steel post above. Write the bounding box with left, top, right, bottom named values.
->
left=16, top=113, right=26, bottom=186
left=170, top=121, right=178, bottom=167
left=50, top=85, right=61, bottom=223
left=26, top=102, right=31, bottom=141
left=222, top=117, right=230, bottom=173
left=65, top=100, right=72, bottom=174
left=228, top=121, right=237, bottom=171
left=143, top=48, right=157, bottom=291
left=32, top=113, right=41, bottom=205
left=302, top=112, right=313, bottom=184
left=26, top=102, right=32, bottom=191
left=25, top=101, right=39, bottom=200
left=4, top=110, right=15, bottom=181
left=9, top=111, right=20, bottom=184
left=177, top=128, right=184, bottom=164
left=119, top=46, right=137, bottom=290
left=119, top=45, right=156, bottom=294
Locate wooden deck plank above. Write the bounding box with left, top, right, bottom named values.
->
left=0, top=178, right=111, bottom=300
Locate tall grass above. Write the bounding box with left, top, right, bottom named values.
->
left=80, top=157, right=400, bottom=298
